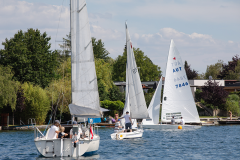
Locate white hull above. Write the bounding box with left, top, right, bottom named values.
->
left=141, top=124, right=201, bottom=130
left=111, top=129, right=143, bottom=140
left=34, top=138, right=89, bottom=157
left=82, top=135, right=100, bottom=154
left=34, top=134, right=99, bottom=157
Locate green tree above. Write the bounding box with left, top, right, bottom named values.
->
left=218, top=55, right=240, bottom=80
left=108, top=85, right=125, bottom=102
left=225, top=94, right=240, bottom=116
left=100, top=100, right=124, bottom=116
left=59, top=34, right=110, bottom=61
left=184, top=61, right=198, bottom=79
left=58, top=33, right=71, bottom=62
left=0, top=65, right=19, bottom=110
left=112, top=47, right=161, bottom=81
left=205, top=60, right=223, bottom=79
left=0, top=28, right=59, bottom=88
left=92, top=37, right=110, bottom=61
left=21, top=82, right=51, bottom=124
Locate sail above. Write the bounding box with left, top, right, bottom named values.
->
left=69, top=0, right=101, bottom=117
left=125, top=23, right=149, bottom=119
left=161, top=40, right=200, bottom=123
left=143, top=77, right=162, bottom=125
left=120, top=64, right=137, bottom=128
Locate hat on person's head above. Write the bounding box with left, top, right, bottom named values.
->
left=55, top=120, right=60, bottom=124
left=126, top=111, right=129, bottom=113
left=73, top=121, right=77, bottom=124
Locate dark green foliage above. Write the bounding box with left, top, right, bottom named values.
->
left=92, top=37, right=110, bottom=61
left=0, top=28, right=59, bottom=88
left=184, top=61, right=198, bottom=80
left=0, top=65, right=19, bottom=110
left=200, top=80, right=229, bottom=110
left=98, top=80, right=110, bottom=101
left=112, top=47, right=162, bottom=81
left=16, top=86, right=26, bottom=112
left=195, top=89, right=202, bottom=102
left=218, top=55, right=240, bottom=80
left=108, top=85, right=125, bottom=102
left=100, top=100, right=124, bottom=117
left=58, top=33, right=71, bottom=62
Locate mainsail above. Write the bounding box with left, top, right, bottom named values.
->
left=161, top=40, right=200, bottom=123
left=125, top=23, right=149, bottom=119
left=69, top=0, right=101, bottom=118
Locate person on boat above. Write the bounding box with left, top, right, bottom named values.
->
left=171, top=116, right=175, bottom=125
left=180, top=117, right=185, bottom=125
left=120, top=111, right=133, bottom=132
left=47, top=120, right=61, bottom=139
left=115, top=113, right=119, bottom=122
left=58, top=126, right=68, bottom=139
left=70, top=121, right=83, bottom=142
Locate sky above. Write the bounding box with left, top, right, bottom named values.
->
left=0, top=0, right=239, bottom=76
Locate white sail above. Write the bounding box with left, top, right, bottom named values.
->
left=161, top=40, right=200, bottom=123
left=125, top=23, right=149, bottom=119
left=69, top=0, right=101, bottom=117
left=143, top=77, right=162, bottom=125
left=120, top=64, right=137, bottom=128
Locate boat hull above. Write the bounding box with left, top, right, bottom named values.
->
left=141, top=124, right=201, bottom=130
left=111, top=129, right=143, bottom=140
left=34, top=138, right=89, bottom=157
left=82, top=135, right=100, bottom=155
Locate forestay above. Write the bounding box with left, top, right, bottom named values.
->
left=69, top=0, right=101, bottom=117
left=161, top=40, right=200, bottom=123
left=125, top=23, right=149, bottom=119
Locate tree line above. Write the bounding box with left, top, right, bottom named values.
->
left=0, top=29, right=162, bottom=124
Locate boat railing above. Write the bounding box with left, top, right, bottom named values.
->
left=34, top=126, right=44, bottom=139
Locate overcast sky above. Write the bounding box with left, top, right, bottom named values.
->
left=0, top=0, right=239, bottom=75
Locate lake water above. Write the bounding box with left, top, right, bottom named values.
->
left=0, top=125, right=240, bottom=160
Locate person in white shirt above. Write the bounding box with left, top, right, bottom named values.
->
left=70, top=121, right=83, bottom=143
left=120, top=111, right=133, bottom=132
left=180, top=117, right=185, bottom=125
left=47, top=120, right=61, bottom=139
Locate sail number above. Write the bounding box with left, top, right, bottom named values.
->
left=173, top=67, right=182, bottom=73
left=175, top=82, right=188, bottom=88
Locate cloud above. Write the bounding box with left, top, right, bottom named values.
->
left=0, top=0, right=70, bottom=50
left=126, top=28, right=240, bottom=74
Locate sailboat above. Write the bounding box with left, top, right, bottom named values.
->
left=142, top=77, right=162, bottom=127
left=142, top=40, right=201, bottom=129
left=34, top=0, right=101, bottom=157
left=111, top=23, right=149, bottom=140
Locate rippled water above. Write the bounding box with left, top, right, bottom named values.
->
left=0, top=125, right=240, bottom=160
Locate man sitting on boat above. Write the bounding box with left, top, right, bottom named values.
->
left=180, top=117, right=185, bottom=125
left=47, top=120, right=61, bottom=139
left=120, top=111, right=133, bottom=132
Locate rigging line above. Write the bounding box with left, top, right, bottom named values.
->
left=55, top=0, right=65, bottom=50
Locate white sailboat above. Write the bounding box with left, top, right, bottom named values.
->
left=142, top=77, right=162, bottom=127
left=34, top=0, right=101, bottom=157
left=111, top=23, right=149, bottom=140
left=142, top=40, right=201, bottom=130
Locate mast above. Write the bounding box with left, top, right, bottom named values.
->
left=69, top=0, right=101, bottom=118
